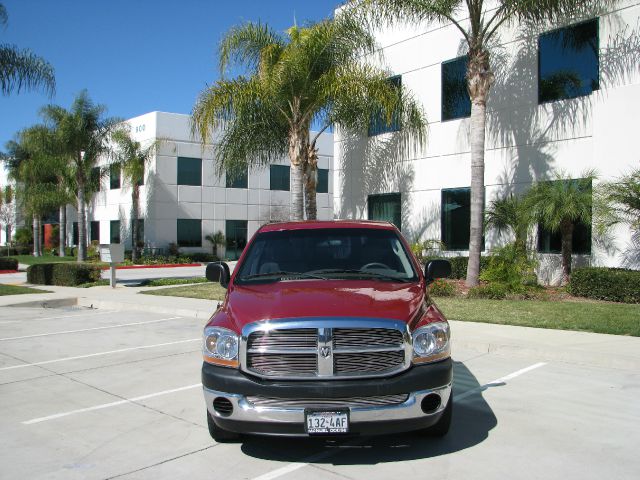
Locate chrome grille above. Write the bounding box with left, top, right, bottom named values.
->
left=334, top=351, right=405, bottom=374
left=246, top=394, right=409, bottom=409
left=241, top=319, right=410, bottom=380
left=333, top=328, right=403, bottom=348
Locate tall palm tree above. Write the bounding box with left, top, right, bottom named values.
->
left=40, top=90, right=118, bottom=261
left=0, top=3, right=55, bottom=97
left=111, top=128, right=161, bottom=263
left=485, top=193, right=534, bottom=254
left=604, top=168, right=640, bottom=231
left=192, top=18, right=426, bottom=220
left=350, top=0, right=617, bottom=286
left=526, top=171, right=595, bottom=285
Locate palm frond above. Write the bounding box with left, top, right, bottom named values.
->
left=219, top=22, right=286, bottom=76
left=0, top=45, right=55, bottom=96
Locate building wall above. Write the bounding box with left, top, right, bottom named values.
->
left=334, top=0, right=640, bottom=283
left=72, top=111, right=333, bottom=255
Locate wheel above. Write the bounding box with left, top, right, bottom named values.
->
left=207, top=411, right=241, bottom=443
left=361, top=262, right=391, bottom=270
left=419, top=396, right=452, bottom=437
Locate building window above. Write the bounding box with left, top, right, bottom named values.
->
left=317, top=169, right=329, bottom=194
left=226, top=169, right=248, bottom=189
left=368, top=193, right=401, bottom=231
left=131, top=219, right=144, bottom=247
left=136, top=166, right=144, bottom=187
left=110, top=165, right=121, bottom=189
left=110, top=220, right=121, bottom=244
left=270, top=165, right=290, bottom=191
left=177, top=219, right=201, bottom=247
left=442, top=56, right=471, bottom=121
left=441, top=188, right=471, bottom=250
left=72, top=222, right=79, bottom=245
left=177, top=157, right=202, bottom=186
left=91, top=167, right=101, bottom=191
left=226, top=220, right=248, bottom=261
left=538, top=18, right=599, bottom=104
left=368, top=75, right=402, bottom=136
left=90, top=221, right=100, bottom=243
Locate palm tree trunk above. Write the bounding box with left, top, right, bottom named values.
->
left=131, top=187, right=139, bottom=264
left=59, top=205, right=66, bottom=257
left=465, top=48, right=493, bottom=288
left=77, top=179, right=87, bottom=262
left=560, top=220, right=574, bottom=286
left=288, top=127, right=307, bottom=221
left=303, top=145, right=319, bottom=220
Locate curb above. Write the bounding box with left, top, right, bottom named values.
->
left=76, top=297, right=214, bottom=320
left=3, top=297, right=79, bottom=309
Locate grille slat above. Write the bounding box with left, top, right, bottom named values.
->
left=247, top=353, right=317, bottom=376
left=248, top=329, right=317, bottom=350
left=246, top=394, right=409, bottom=409
left=333, top=328, right=403, bottom=348
left=334, top=351, right=405, bottom=374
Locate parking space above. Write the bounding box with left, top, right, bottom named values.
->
left=0, top=306, right=638, bottom=480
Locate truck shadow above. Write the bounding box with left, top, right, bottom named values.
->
left=240, top=360, right=497, bottom=464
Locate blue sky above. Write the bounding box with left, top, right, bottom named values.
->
left=1, top=0, right=340, bottom=148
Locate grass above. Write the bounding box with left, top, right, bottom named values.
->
left=141, top=282, right=226, bottom=300
left=141, top=277, right=208, bottom=287
left=434, top=297, right=640, bottom=336
left=0, top=285, right=52, bottom=296
left=8, top=254, right=76, bottom=266
left=77, top=279, right=111, bottom=288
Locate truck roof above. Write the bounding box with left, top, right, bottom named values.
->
left=258, top=220, right=396, bottom=233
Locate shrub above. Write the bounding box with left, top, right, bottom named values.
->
left=569, top=268, right=640, bottom=303
left=423, top=256, right=490, bottom=279
left=27, top=263, right=102, bottom=286
left=429, top=279, right=456, bottom=297
left=14, top=227, right=32, bottom=245
left=468, top=282, right=509, bottom=299
left=0, top=257, right=18, bottom=270
left=480, top=243, right=537, bottom=289
left=2, top=246, right=31, bottom=255
left=183, top=252, right=219, bottom=263
left=167, top=242, right=180, bottom=256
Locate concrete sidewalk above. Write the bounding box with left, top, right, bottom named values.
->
left=1, top=283, right=639, bottom=371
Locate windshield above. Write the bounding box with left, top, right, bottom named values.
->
left=235, top=228, right=418, bottom=283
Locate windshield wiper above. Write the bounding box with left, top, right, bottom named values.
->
left=308, top=269, right=411, bottom=283
left=239, top=271, right=328, bottom=282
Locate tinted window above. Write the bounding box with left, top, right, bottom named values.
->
left=236, top=228, right=417, bottom=282
left=90, top=221, right=100, bottom=243
left=538, top=19, right=599, bottom=103
left=177, top=219, right=201, bottom=247
left=368, top=193, right=401, bottom=231
left=177, top=157, right=202, bottom=186
left=537, top=222, right=592, bottom=255
left=110, top=220, right=121, bottom=244
left=442, top=56, right=471, bottom=121
left=226, top=219, right=248, bottom=261
left=110, top=165, right=121, bottom=189
left=441, top=188, right=471, bottom=250
left=226, top=169, right=248, bottom=189
left=368, top=76, right=402, bottom=136
left=317, top=168, right=329, bottom=194
left=72, top=222, right=79, bottom=245
left=270, top=165, right=290, bottom=191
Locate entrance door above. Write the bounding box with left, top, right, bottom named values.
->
left=225, top=220, right=248, bottom=261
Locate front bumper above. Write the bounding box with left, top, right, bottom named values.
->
left=202, top=359, right=452, bottom=437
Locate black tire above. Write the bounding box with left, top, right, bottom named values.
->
left=207, top=411, right=241, bottom=443
left=420, top=396, right=452, bottom=437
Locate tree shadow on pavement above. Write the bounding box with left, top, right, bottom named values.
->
left=240, top=360, right=497, bottom=464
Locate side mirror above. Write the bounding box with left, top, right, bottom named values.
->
left=424, top=260, right=452, bottom=285
left=206, top=262, right=231, bottom=288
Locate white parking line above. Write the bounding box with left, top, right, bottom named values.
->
left=0, top=338, right=200, bottom=371
left=23, top=384, right=202, bottom=425
left=0, top=317, right=183, bottom=341
left=2, top=310, right=116, bottom=322
left=250, top=362, right=548, bottom=480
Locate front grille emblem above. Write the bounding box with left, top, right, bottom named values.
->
left=320, top=346, right=331, bottom=358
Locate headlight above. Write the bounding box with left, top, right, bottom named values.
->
left=412, top=322, right=450, bottom=364
left=203, top=326, right=239, bottom=368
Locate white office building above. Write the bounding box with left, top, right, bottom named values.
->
left=70, top=111, right=333, bottom=259
left=334, top=0, right=640, bottom=283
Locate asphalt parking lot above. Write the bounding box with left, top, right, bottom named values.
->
left=0, top=305, right=638, bottom=480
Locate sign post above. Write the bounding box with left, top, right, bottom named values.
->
left=99, top=244, right=125, bottom=288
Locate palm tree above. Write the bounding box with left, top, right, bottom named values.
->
left=192, top=18, right=426, bottom=220
left=526, top=171, right=595, bottom=285
left=485, top=193, right=534, bottom=255
left=40, top=90, right=118, bottom=261
left=350, top=0, right=617, bottom=287
left=111, top=128, right=161, bottom=263
left=205, top=230, right=225, bottom=257
left=604, top=168, right=640, bottom=231
left=0, top=3, right=55, bottom=97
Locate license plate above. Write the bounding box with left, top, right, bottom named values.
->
left=305, top=410, right=349, bottom=435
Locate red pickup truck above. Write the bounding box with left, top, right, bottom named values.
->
left=202, top=220, right=452, bottom=440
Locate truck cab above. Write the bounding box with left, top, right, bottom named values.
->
left=202, top=220, right=452, bottom=440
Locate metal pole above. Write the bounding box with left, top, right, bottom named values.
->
left=110, top=262, right=116, bottom=288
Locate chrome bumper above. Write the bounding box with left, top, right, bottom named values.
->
left=204, top=384, right=451, bottom=425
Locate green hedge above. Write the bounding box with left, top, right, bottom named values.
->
left=0, top=257, right=19, bottom=270
left=27, top=263, right=102, bottom=286
left=1, top=246, right=32, bottom=255
left=569, top=268, right=640, bottom=304
left=423, top=256, right=491, bottom=279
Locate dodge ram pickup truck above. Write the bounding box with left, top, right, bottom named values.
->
left=202, top=220, right=452, bottom=440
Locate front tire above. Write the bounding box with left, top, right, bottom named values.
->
left=420, top=396, right=452, bottom=437
left=207, top=411, right=241, bottom=442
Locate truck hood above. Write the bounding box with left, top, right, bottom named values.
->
left=223, top=280, right=425, bottom=331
